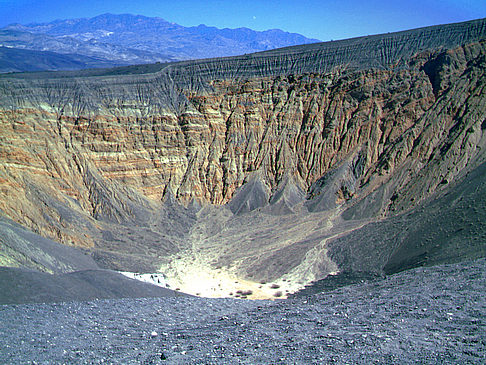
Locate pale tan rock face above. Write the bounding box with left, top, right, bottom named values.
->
left=0, top=27, right=485, bottom=290
left=2, top=42, right=483, bottom=208
left=185, top=68, right=436, bottom=204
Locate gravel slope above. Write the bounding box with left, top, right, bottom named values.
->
left=1, top=258, right=484, bottom=364
left=0, top=267, right=187, bottom=305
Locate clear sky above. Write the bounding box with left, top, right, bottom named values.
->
left=1, top=0, right=485, bottom=41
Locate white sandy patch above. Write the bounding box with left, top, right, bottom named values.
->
left=157, top=206, right=353, bottom=300
left=119, top=272, right=170, bottom=289
left=161, top=256, right=307, bottom=300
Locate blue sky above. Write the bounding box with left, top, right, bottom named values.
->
left=1, top=0, right=485, bottom=41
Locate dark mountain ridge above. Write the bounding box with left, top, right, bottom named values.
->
left=3, top=17, right=484, bottom=83
left=0, top=13, right=319, bottom=73
left=0, top=46, right=126, bottom=73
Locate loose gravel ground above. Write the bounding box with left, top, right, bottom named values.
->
left=1, top=259, right=485, bottom=364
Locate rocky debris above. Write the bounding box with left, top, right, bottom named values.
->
left=266, top=174, right=306, bottom=215
left=227, top=173, right=271, bottom=214
left=0, top=258, right=484, bottom=363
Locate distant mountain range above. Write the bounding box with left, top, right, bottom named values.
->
left=0, top=13, right=320, bottom=73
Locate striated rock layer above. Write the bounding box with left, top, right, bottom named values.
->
left=1, top=19, right=485, bottom=297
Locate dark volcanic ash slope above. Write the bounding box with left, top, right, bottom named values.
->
left=0, top=267, right=186, bottom=305
left=0, top=215, right=98, bottom=273
left=0, top=19, right=485, bottom=297
left=0, top=216, right=187, bottom=304
left=1, top=258, right=484, bottom=363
